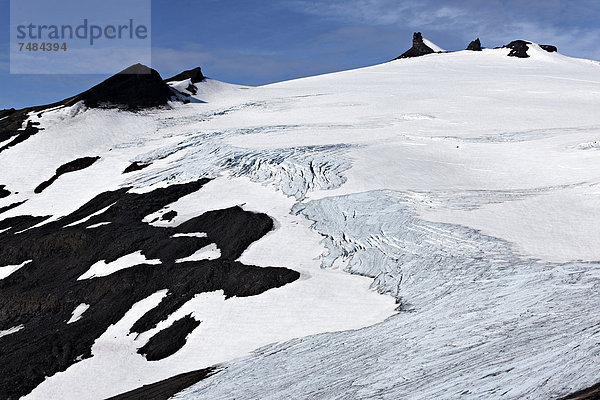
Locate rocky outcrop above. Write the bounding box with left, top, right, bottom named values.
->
left=165, top=67, right=205, bottom=84
left=504, top=40, right=531, bottom=58
left=466, top=38, right=482, bottom=51
left=0, top=108, right=42, bottom=154
left=395, top=32, right=435, bottom=59
left=0, top=201, right=25, bottom=215
left=137, top=314, right=200, bottom=361
left=165, top=67, right=206, bottom=96
left=65, top=64, right=174, bottom=109
left=540, top=44, right=558, bottom=53
left=0, top=64, right=177, bottom=154
left=560, top=381, right=600, bottom=399
left=34, top=156, right=101, bottom=194
left=123, top=161, right=151, bottom=174
left=107, top=368, right=217, bottom=400
left=0, top=185, right=10, bottom=199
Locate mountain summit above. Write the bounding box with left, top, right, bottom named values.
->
left=165, top=67, right=206, bottom=84
left=65, top=63, right=173, bottom=109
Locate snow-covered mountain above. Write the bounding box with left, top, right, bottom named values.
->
left=1, top=35, right=600, bottom=400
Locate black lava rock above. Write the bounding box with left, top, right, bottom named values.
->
left=504, top=40, right=531, bottom=58
left=467, top=38, right=482, bottom=51
left=0, top=108, right=42, bottom=154
left=0, top=201, right=26, bottom=215
left=165, top=67, right=206, bottom=95
left=107, top=368, right=217, bottom=400
left=540, top=44, right=558, bottom=53
left=123, top=161, right=151, bottom=174
left=137, top=314, right=200, bottom=361
left=0, top=185, right=10, bottom=199
left=395, top=32, right=435, bottom=59
left=34, top=156, right=100, bottom=194
left=64, top=64, right=174, bottom=110
left=161, top=210, right=178, bottom=222
left=559, top=381, right=600, bottom=400
left=165, top=67, right=205, bottom=84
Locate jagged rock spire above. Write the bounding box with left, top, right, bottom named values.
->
left=466, top=38, right=482, bottom=51
left=395, top=32, right=434, bottom=59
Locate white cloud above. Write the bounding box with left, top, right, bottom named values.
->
left=288, top=0, right=600, bottom=60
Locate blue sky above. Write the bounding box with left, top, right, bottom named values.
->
left=1, top=0, right=599, bottom=109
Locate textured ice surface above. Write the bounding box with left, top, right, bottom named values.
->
left=126, top=126, right=352, bottom=200
left=177, top=190, right=600, bottom=399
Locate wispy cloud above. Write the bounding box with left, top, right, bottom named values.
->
left=288, top=0, right=600, bottom=60
left=290, top=0, right=469, bottom=28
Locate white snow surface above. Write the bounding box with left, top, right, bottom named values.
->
left=0, top=260, right=31, bottom=279
left=0, top=325, right=24, bottom=338
left=67, top=304, right=90, bottom=324
left=77, top=251, right=161, bottom=280
left=2, top=45, right=599, bottom=399
left=423, top=37, right=446, bottom=52
left=172, top=232, right=207, bottom=238
left=175, top=243, right=221, bottom=262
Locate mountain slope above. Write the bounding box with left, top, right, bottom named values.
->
left=1, top=43, right=600, bottom=399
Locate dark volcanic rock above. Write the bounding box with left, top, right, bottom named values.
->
left=540, top=44, right=558, bottom=53
left=560, top=381, right=600, bottom=399
left=165, top=67, right=205, bottom=96
left=1, top=64, right=176, bottom=154
left=466, top=38, right=482, bottom=51
left=161, top=210, right=178, bottom=222
left=0, top=185, right=9, bottom=198
left=165, top=67, right=205, bottom=84
left=395, top=32, right=435, bottom=59
left=107, top=368, right=217, bottom=400
left=0, top=201, right=26, bottom=215
left=123, top=161, right=151, bottom=173
left=138, top=314, right=200, bottom=361
left=64, top=64, right=174, bottom=109
left=0, top=108, right=42, bottom=153
left=504, top=40, right=531, bottom=58
left=0, top=179, right=300, bottom=399
left=34, top=156, right=100, bottom=194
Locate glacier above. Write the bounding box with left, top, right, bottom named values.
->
left=1, top=42, right=599, bottom=399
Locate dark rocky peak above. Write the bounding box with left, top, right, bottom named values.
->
left=395, top=32, right=435, bottom=59
left=503, top=40, right=531, bottom=58
left=64, top=63, right=174, bottom=109
left=165, top=67, right=206, bottom=96
left=466, top=38, right=482, bottom=51
left=1, top=63, right=178, bottom=153
left=540, top=44, right=558, bottom=53
left=165, top=67, right=205, bottom=84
